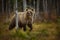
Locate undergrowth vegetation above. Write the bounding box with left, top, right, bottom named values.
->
left=0, top=19, right=60, bottom=40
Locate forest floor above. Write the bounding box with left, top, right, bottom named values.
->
left=0, top=21, right=60, bottom=40
left=0, top=13, right=60, bottom=40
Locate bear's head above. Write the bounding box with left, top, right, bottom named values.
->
left=24, top=8, right=35, bottom=24
left=25, top=8, right=35, bottom=20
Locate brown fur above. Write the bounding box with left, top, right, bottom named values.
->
left=9, top=8, right=35, bottom=31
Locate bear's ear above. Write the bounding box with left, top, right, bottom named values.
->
left=31, top=8, right=34, bottom=11
left=26, top=8, right=28, bottom=11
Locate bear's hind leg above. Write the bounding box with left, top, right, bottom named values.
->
left=9, top=18, right=16, bottom=30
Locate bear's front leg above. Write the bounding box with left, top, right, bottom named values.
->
left=27, top=23, right=32, bottom=31
left=23, top=24, right=26, bottom=31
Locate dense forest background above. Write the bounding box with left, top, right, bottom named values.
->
left=0, top=0, right=60, bottom=40
left=0, top=0, right=60, bottom=23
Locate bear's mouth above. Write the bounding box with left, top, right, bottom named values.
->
left=27, top=12, right=32, bottom=16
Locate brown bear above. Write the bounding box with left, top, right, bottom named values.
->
left=9, top=8, right=35, bottom=31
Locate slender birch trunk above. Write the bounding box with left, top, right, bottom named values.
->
left=5, top=1, right=8, bottom=23
left=36, top=0, right=40, bottom=21
left=2, top=0, right=4, bottom=14
left=33, top=0, right=36, bottom=21
left=23, top=0, right=26, bottom=11
left=56, top=0, right=59, bottom=17
left=43, top=0, right=48, bottom=22
left=15, top=0, right=18, bottom=29
left=8, top=0, right=10, bottom=18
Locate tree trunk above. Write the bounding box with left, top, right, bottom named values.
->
left=23, top=0, right=26, bottom=11
left=57, top=0, right=59, bottom=17
left=33, top=0, right=35, bottom=9
left=2, top=0, right=4, bottom=14
left=36, top=0, right=40, bottom=22
left=15, top=0, right=18, bottom=29
left=5, top=1, right=8, bottom=23
left=33, top=0, right=36, bottom=22
left=43, top=0, right=48, bottom=22
left=8, top=0, right=10, bottom=18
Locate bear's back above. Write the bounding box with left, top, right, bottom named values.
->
left=18, top=12, right=27, bottom=24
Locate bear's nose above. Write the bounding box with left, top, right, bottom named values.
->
left=27, top=12, right=30, bottom=15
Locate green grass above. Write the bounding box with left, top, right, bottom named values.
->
left=0, top=20, right=60, bottom=40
